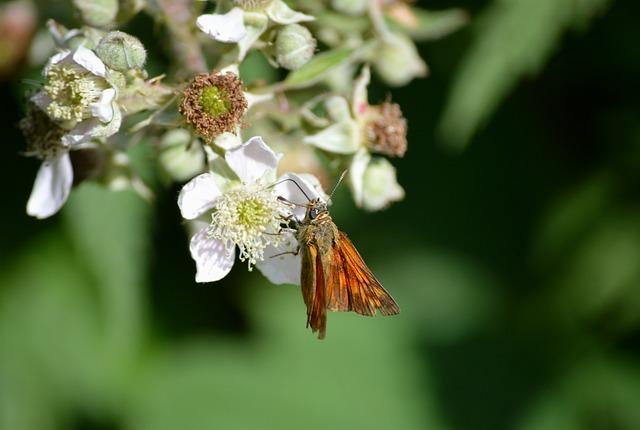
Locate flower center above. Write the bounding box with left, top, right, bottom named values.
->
left=179, top=72, right=248, bottom=140
left=44, top=64, right=106, bottom=123
left=200, top=85, right=231, bottom=118
left=208, top=185, right=288, bottom=268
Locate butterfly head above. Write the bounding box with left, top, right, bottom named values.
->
left=306, top=198, right=328, bottom=221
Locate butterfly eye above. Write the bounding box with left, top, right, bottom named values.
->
left=309, top=208, right=318, bottom=219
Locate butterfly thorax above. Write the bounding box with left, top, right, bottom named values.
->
left=296, top=210, right=338, bottom=255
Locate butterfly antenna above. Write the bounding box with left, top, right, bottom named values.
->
left=329, top=170, right=348, bottom=200
left=268, top=177, right=312, bottom=202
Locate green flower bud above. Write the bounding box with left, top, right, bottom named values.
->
left=95, top=31, right=146, bottom=72
left=373, top=34, right=428, bottom=87
left=331, top=0, right=367, bottom=16
left=159, top=129, right=206, bottom=182
left=275, top=24, right=316, bottom=71
left=72, top=0, right=118, bottom=28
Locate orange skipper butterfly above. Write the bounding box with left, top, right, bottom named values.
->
left=278, top=175, right=400, bottom=339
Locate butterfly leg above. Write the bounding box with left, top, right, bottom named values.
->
left=269, top=246, right=300, bottom=259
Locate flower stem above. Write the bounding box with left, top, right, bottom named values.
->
left=157, top=0, right=208, bottom=76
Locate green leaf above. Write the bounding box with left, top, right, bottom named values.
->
left=63, top=181, right=152, bottom=365
left=0, top=232, right=104, bottom=428
left=283, top=47, right=354, bottom=89
left=389, top=8, right=469, bottom=41
left=438, top=0, right=612, bottom=150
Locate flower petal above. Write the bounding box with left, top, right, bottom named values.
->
left=47, top=50, right=70, bottom=68
left=72, top=45, right=107, bottom=77
left=256, top=232, right=301, bottom=285
left=303, top=120, right=360, bottom=154
left=266, top=0, right=314, bottom=24
left=62, top=103, right=122, bottom=146
left=26, top=153, right=73, bottom=219
left=352, top=65, right=370, bottom=117
left=273, top=172, right=322, bottom=220
left=178, top=172, right=222, bottom=220
left=189, top=226, right=235, bottom=283
left=196, top=8, right=247, bottom=43
left=31, top=91, right=51, bottom=112
left=225, top=136, right=281, bottom=184
left=91, top=88, right=116, bottom=122
left=348, top=148, right=369, bottom=207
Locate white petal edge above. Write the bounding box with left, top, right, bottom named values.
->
left=196, top=8, right=247, bottom=43
left=31, top=91, right=52, bottom=112
left=91, top=88, right=116, bottom=122
left=72, top=45, right=107, bottom=77
left=178, top=172, right=222, bottom=220
left=256, top=232, right=301, bottom=285
left=266, top=0, right=315, bottom=24
left=273, top=172, right=322, bottom=220
left=348, top=148, right=370, bottom=208
left=225, top=136, right=281, bottom=185
left=352, top=65, right=370, bottom=117
left=47, top=50, right=70, bottom=69
left=190, top=226, right=235, bottom=283
left=26, top=153, right=73, bottom=219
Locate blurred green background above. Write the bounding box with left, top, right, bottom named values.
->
left=2, top=0, right=640, bottom=429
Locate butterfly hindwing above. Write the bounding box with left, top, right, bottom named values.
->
left=300, top=241, right=327, bottom=339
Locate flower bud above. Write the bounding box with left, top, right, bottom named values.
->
left=349, top=150, right=404, bottom=211
left=72, top=0, right=118, bottom=28
left=361, top=158, right=404, bottom=211
left=331, top=0, right=367, bottom=16
left=95, top=31, right=146, bottom=72
left=373, top=34, right=428, bottom=87
left=275, top=24, right=316, bottom=71
left=159, top=129, right=206, bottom=182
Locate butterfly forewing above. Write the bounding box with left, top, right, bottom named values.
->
left=327, top=231, right=400, bottom=317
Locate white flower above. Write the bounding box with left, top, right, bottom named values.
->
left=304, top=66, right=406, bottom=211
left=23, top=46, right=122, bottom=219
left=178, top=136, right=321, bottom=283
left=33, top=46, right=122, bottom=147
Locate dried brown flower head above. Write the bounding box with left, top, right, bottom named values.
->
left=364, top=100, right=407, bottom=158
left=179, top=72, right=248, bottom=141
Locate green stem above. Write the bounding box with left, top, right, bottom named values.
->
left=157, top=0, right=208, bottom=76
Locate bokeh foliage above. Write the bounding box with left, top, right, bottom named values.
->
left=1, top=0, right=640, bottom=429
